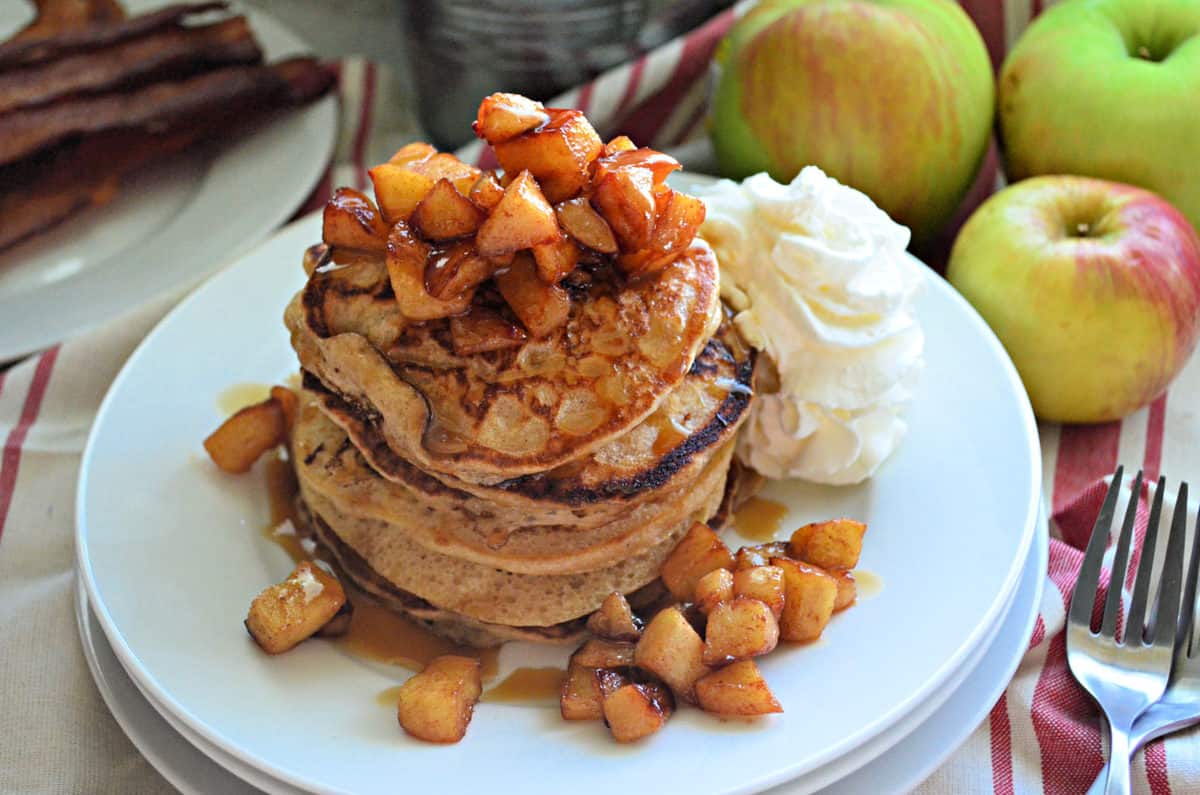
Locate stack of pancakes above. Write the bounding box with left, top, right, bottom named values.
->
left=284, top=238, right=755, bottom=646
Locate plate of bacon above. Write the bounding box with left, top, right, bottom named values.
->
left=0, top=0, right=338, bottom=362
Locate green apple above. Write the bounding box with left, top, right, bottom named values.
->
left=710, top=0, right=994, bottom=246
left=947, top=176, right=1200, bottom=423
left=999, top=0, right=1200, bottom=233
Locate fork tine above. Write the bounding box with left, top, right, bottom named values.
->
left=1152, top=483, right=1190, bottom=649
left=1129, top=476, right=1167, bottom=640
left=1070, top=466, right=1124, bottom=628
left=1102, top=471, right=1144, bottom=638
left=1182, top=503, right=1200, bottom=659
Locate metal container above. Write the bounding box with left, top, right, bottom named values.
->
left=400, top=0, right=730, bottom=148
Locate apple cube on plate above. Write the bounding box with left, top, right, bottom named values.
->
left=586, top=591, right=642, bottom=642
left=413, top=178, right=483, bottom=241
left=560, top=661, right=605, bottom=721
left=468, top=172, right=505, bottom=211
left=475, top=92, right=549, bottom=144
left=395, top=655, right=482, bottom=744
left=424, top=240, right=496, bottom=301
left=385, top=222, right=474, bottom=320
left=315, top=599, right=354, bottom=638
left=695, top=660, right=783, bottom=717
left=659, top=521, right=734, bottom=602
left=449, top=306, right=526, bottom=356
left=702, top=597, right=780, bottom=666
left=555, top=197, right=618, bottom=253
left=591, top=166, right=656, bottom=251
left=268, top=386, right=298, bottom=432
left=733, top=542, right=790, bottom=571
left=475, top=170, right=561, bottom=258
left=406, top=152, right=482, bottom=196
left=603, top=135, right=636, bottom=156
left=494, top=253, right=571, bottom=337
left=493, top=109, right=603, bottom=203
left=594, top=147, right=681, bottom=186
left=832, top=569, right=857, bottom=612
left=244, top=561, right=347, bottom=655
left=694, top=568, right=734, bottom=615
left=369, top=164, right=440, bottom=224
left=387, top=141, right=437, bottom=167
left=772, top=557, right=838, bottom=642
left=732, top=565, right=785, bottom=619
left=634, top=607, right=711, bottom=703
left=603, top=683, right=673, bottom=743
left=204, top=396, right=288, bottom=474
left=531, top=236, right=579, bottom=284
left=322, top=187, right=389, bottom=252
left=571, top=638, right=637, bottom=670
left=789, top=519, right=867, bottom=571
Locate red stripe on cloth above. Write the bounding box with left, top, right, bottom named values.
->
left=613, top=56, right=647, bottom=122
left=296, top=167, right=333, bottom=219
left=1052, top=421, right=1123, bottom=517
left=0, top=346, right=58, bottom=546
left=957, top=0, right=1008, bottom=71
left=352, top=62, right=377, bottom=190
left=1146, top=739, right=1172, bottom=795
left=989, top=694, right=1016, bottom=795
left=618, top=8, right=735, bottom=146
left=1033, top=0, right=1046, bottom=16
left=575, top=81, right=595, bottom=115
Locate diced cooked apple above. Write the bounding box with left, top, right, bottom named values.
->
left=594, top=667, right=630, bottom=698
left=493, top=109, right=603, bottom=202
left=468, top=172, right=505, bottom=211
left=386, top=222, right=474, bottom=320
left=603, top=684, right=670, bottom=743
left=695, top=660, right=783, bottom=717
left=555, top=197, right=618, bottom=253
left=603, top=135, right=636, bottom=156
left=395, top=655, right=482, bottom=744
left=772, top=557, right=838, bottom=643
left=593, top=147, right=681, bottom=186
left=832, top=569, right=858, bottom=612
left=322, top=187, right=389, bottom=251
left=591, top=166, right=656, bottom=250
left=586, top=591, right=642, bottom=641
left=789, top=519, right=868, bottom=571
left=475, top=171, right=561, bottom=258
left=413, top=178, right=483, bottom=240
left=315, top=599, right=354, bottom=638
left=388, top=141, right=437, bottom=166
left=204, top=396, right=288, bottom=474
left=733, top=566, right=785, bottom=619
left=449, top=306, right=527, bottom=356
left=694, top=568, right=734, bottom=615
left=474, top=92, right=549, bottom=144
left=245, top=561, right=347, bottom=654
left=407, top=152, right=482, bottom=196
left=561, top=661, right=604, bottom=721
left=733, top=542, right=791, bottom=571
left=494, top=253, right=571, bottom=337
left=634, top=607, right=711, bottom=704
left=702, top=598, right=780, bottom=666
left=369, top=164, right=436, bottom=224
left=531, top=236, right=578, bottom=284
left=424, top=240, right=496, bottom=300
left=659, top=522, right=735, bottom=602
left=571, top=638, right=636, bottom=669
left=268, top=386, right=298, bottom=432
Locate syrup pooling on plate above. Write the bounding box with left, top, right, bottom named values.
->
left=733, top=497, right=788, bottom=542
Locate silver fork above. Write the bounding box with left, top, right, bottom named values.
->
left=1085, top=477, right=1200, bottom=795
left=1067, top=467, right=1190, bottom=795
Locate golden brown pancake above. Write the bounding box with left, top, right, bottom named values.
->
left=285, top=239, right=722, bottom=483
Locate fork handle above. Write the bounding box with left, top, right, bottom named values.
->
left=1101, top=727, right=1134, bottom=795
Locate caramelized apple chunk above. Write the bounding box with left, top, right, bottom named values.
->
left=468, top=172, right=505, bottom=211
left=587, top=592, right=642, bottom=642
left=474, top=92, right=549, bottom=144
left=659, top=522, right=735, bottom=602
left=733, top=542, right=791, bottom=571
left=322, top=187, right=389, bottom=252
left=413, top=178, right=483, bottom=240
left=695, top=660, right=783, bottom=717
left=407, top=152, right=482, bottom=196
left=634, top=607, right=711, bottom=704
left=531, top=236, right=579, bottom=284
left=395, top=655, right=482, bottom=744
left=388, top=141, right=437, bottom=166
left=603, top=683, right=671, bottom=743
left=593, top=147, right=681, bottom=186
left=603, top=135, right=636, bottom=156
left=494, top=253, right=571, bottom=337
left=790, top=519, right=868, bottom=571
left=733, top=565, right=786, bottom=619
left=476, top=171, right=560, bottom=258
left=555, top=197, right=618, bottom=253
left=591, top=165, right=656, bottom=251
left=386, top=222, right=474, bottom=320
left=702, top=597, right=780, bottom=666
left=448, top=306, right=527, bottom=356
left=369, top=164, right=437, bottom=224
left=424, top=241, right=496, bottom=300
left=571, top=638, right=636, bottom=670
left=245, top=561, right=347, bottom=655
left=204, top=396, right=288, bottom=474
left=561, top=661, right=604, bottom=721
left=832, top=569, right=858, bottom=612
left=493, top=108, right=603, bottom=203
left=694, top=568, right=734, bottom=615
left=772, top=557, right=838, bottom=643
left=619, top=190, right=706, bottom=276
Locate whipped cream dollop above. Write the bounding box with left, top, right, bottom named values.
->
left=698, top=166, right=924, bottom=485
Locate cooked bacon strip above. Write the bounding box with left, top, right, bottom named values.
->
left=0, top=57, right=333, bottom=167
left=0, top=2, right=228, bottom=70
left=0, top=17, right=262, bottom=115
left=0, top=57, right=335, bottom=252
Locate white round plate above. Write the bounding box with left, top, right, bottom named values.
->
left=0, top=0, right=338, bottom=362
left=76, top=208, right=1041, bottom=795
left=74, top=518, right=1047, bottom=795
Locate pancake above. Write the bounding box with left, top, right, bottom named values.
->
left=292, top=397, right=737, bottom=575
left=305, top=317, right=755, bottom=526
left=285, top=239, right=722, bottom=483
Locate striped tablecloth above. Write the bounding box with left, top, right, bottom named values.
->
left=3, top=2, right=1199, bottom=792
